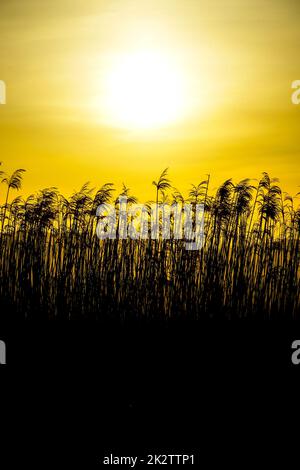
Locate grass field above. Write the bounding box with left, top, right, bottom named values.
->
left=0, top=167, right=299, bottom=319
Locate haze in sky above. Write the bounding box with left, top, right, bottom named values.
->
left=0, top=0, right=299, bottom=200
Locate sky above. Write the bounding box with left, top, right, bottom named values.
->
left=0, top=0, right=299, bottom=201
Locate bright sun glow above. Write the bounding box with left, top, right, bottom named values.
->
left=101, top=50, right=188, bottom=130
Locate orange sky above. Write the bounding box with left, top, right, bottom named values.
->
left=0, top=0, right=299, bottom=202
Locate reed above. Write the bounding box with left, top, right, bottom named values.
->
left=0, top=166, right=299, bottom=320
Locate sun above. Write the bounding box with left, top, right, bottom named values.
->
left=102, top=50, right=188, bottom=130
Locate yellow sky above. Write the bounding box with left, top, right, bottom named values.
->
left=0, top=0, right=299, bottom=201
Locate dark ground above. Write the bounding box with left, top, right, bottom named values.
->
left=1, top=318, right=300, bottom=467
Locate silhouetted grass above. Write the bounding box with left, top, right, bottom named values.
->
left=0, top=166, right=299, bottom=320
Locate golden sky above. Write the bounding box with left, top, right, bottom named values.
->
left=0, top=0, right=299, bottom=201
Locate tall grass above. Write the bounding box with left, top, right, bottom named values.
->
left=0, top=166, right=299, bottom=320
